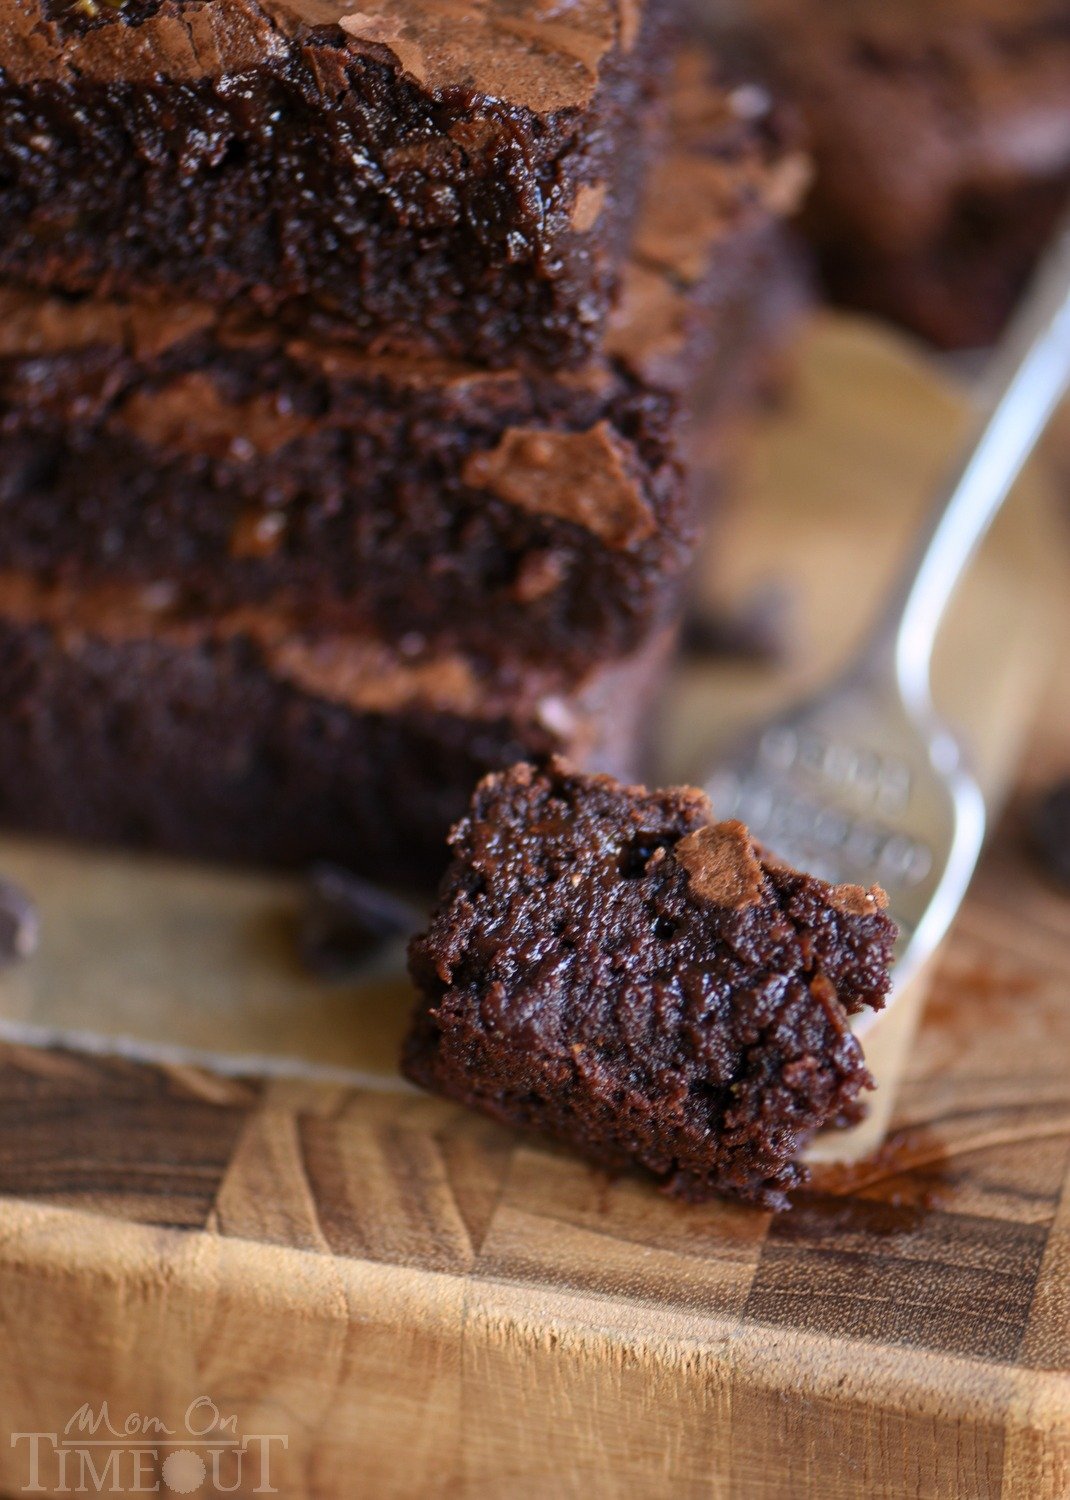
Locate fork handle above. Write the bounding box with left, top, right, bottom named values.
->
left=868, top=208, right=1070, bottom=715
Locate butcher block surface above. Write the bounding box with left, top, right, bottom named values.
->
left=0, top=318, right=1066, bottom=1498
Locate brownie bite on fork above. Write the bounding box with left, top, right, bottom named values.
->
left=404, top=761, right=897, bottom=1206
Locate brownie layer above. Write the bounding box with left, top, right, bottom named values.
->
left=0, top=577, right=670, bottom=883
left=404, top=761, right=896, bottom=1208
left=0, top=0, right=675, bottom=368
left=0, top=54, right=806, bottom=675
left=740, top=0, right=1070, bottom=346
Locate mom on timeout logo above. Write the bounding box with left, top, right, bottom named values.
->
left=11, top=1394, right=287, bottom=1494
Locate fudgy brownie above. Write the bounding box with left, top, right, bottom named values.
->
left=739, top=0, right=1070, bottom=347
left=0, top=53, right=806, bottom=673
left=0, top=579, right=671, bottom=883
left=0, top=0, right=674, bottom=368
left=404, top=761, right=897, bottom=1208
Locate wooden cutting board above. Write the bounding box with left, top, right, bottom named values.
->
left=0, top=317, right=1065, bottom=1499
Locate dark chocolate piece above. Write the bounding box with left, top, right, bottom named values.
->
left=735, top=0, right=1070, bottom=347
left=300, top=863, right=421, bottom=975
left=0, top=53, right=806, bottom=674
left=1029, top=777, right=1070, bottom=888
left=0, top=877, right=39, bottom=967
left=404, top=760, right=897, bottom=1208
left=0, top=0, right=675, bottom=369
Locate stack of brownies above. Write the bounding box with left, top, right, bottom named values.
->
left=0, top=0, right=806, bottom=884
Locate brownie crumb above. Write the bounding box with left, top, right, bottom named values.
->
left=403, top=759, right=897, bottom=1210
left=0, top=877, right=39, bottom=968
left=1028, top=778, right=1070, bottom=889
left=675, top=820, right=766, bottom=909
left=300, top=864, right=420, bottom=978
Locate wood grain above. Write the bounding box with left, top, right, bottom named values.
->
left=0, top=834, right=1066, bottom=1499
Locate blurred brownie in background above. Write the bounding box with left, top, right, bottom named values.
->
left=731, top=0, right=1070, bottom=347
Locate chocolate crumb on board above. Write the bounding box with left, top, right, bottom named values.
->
left=1028, top=778, right=1070, bottom=889
left=300, top=864, right=421, bottom=978
left=0, top=876, right=39, bottom=968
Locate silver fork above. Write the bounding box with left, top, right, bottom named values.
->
left=701, top=211, right=1070, bottom=1024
